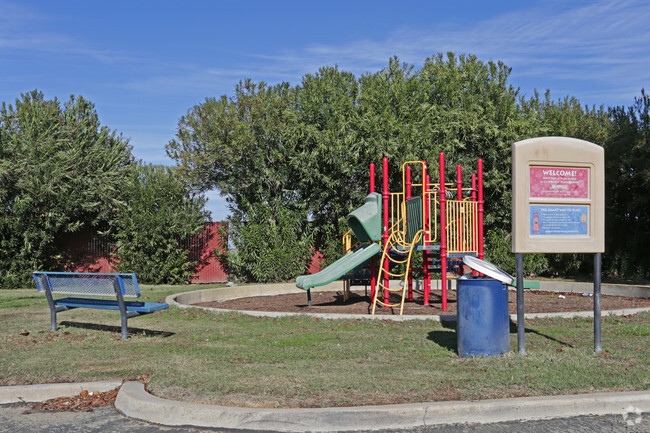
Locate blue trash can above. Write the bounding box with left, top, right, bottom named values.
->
left=457, top=277, right=510, bottom=357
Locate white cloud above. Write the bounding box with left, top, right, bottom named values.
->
left=4, top=0, right=647, bottom=106
left=0, top=1, right=140, bottom=65
left=235, top=0, right=649, bottom=105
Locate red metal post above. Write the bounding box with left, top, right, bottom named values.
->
left=478, top=159, right=484, bottom=263
left=471, top=173, right=478, bottom=277
left=456, top=164, right=464, bottom=276
left=439, top=153, right=447, bottom=310
left=422, top=163, right=430, bottom=305
left=382, top=157, right=390, bottom=308
left=471, top=174, right=476, bottom=202
left=406, top=165, right=413, bottom=301
left=369, top=163, right=377, bottom=300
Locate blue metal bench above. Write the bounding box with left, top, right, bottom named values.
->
left=33, top=271, right=169, bottom=340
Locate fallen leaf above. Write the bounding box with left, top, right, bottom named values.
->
left=27, top=387, right=121, bottom=412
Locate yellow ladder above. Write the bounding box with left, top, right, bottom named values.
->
left=371, top=230, right=423, bottom=315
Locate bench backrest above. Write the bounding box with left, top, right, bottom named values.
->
left=33, top=272, right=140, bottom=298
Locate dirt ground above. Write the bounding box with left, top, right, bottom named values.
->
left=195, top=287, right=650, bottom=316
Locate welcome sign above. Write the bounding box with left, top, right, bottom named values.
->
left=512, top=137, right=604, bottom=253
left=529, top=166, right=589, bottom=199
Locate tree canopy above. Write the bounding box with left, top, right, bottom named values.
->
left=168, top=53, right=649, bottom=282
left=167, top=53, right=548, bottom=279
left=0, top=91, right=133, bottom=287
left=604, top=89, right=650, bottom=278
left=2, top=55, right=648, bottom=285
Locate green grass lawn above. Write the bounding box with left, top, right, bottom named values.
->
left=1, top=284, right=648, bottom=408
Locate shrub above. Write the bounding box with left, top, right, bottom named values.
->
left=225, top=201, right=313, bottom=283
left=113, top=163, right=208, bottom=284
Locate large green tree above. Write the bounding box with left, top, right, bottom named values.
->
left=0, top=91, right=133, bottom=288
left=292, top=65, right=369, bottom=259
left=603, top=89, right=650, bottom=278
left=167, top=80, right=315, bottom=282
left=167, top=54, right=548, bottom=281
left=167, top=79, right=301, bottom=218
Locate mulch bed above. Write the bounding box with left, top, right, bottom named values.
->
left=196, top=288, right=650, bottom=316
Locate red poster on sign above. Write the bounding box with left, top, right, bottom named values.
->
left=530, top=167, right=589, bottom=199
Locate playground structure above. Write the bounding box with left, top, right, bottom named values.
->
left=296, top=153, right=484, bottom=313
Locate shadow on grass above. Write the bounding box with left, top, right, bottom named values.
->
left=59, top=321, right=175, bottom=338
left=509, top=320, right=574, bottom=348
left=427, top=320, right=457, bottom=352
left=427, top=319, right=574, bottom=353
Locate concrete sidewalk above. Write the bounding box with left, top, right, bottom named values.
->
left=1, top=381, right=648, bottom=432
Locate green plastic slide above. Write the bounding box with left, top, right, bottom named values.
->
left=295, top=243, right=381, bottom=291
left=347, top=193, right=382, bottom=242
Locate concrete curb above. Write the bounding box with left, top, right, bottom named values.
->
left=168, top=287, right=650, bottom=322
left=114, top=381, right=650, bottom=432
left=169, top=304, right=650, bottom=323
left=166, top=281, right=650, bottom=322
left=538, top=280, right=649, bottom=298
left=0, top=380, right=122, bottom=404
left=3, top=381, right=648, bottom=431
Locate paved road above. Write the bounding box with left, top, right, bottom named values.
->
left=1, top=404, right=647, bottom=433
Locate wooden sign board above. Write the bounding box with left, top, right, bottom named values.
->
left=512, top=137, right=604, bottom=253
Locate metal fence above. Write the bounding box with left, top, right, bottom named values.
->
left=59, top=222, right=229, bottom=283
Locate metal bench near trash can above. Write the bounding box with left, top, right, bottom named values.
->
left=33, top=271, right=169, bottom=340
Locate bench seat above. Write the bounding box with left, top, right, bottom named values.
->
left=55, top=297, right=169, bottom=313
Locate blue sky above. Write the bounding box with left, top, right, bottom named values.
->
left=1, top=0, right=648, bottom=221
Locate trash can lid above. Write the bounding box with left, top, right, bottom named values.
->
left=463, top=256, right=515, bottom=285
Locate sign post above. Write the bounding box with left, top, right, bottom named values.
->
left=512, top=137, right=605, bottom=354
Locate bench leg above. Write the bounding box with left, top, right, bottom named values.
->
left=38, top=274, right=58, bottom=332
left=50, top=307, right=57, bottom=332
left=121, top=315, right=128, bottom=341
left=113, top=276, right=129, bottom=340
